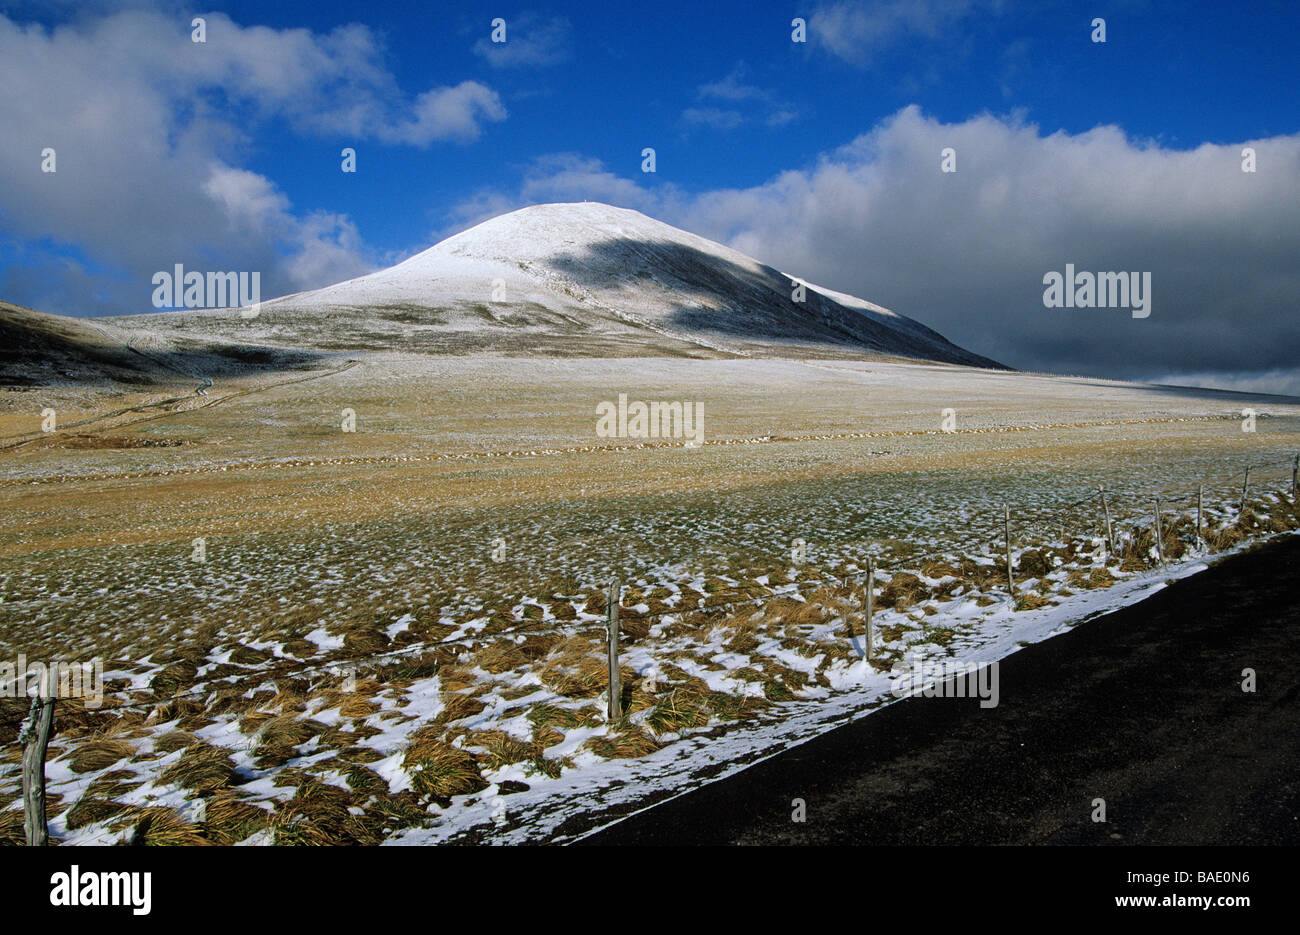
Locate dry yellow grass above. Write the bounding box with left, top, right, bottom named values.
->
left=584, top=727, right=662, bottom=759
left=879, top=572, right=929, bottom=610
left=2, top=354, right=1297, bottom=844
left=402, top=728, right=488, bottom=797
left=67, top=738, right=136, bottom=773
left=65, top=796, right=133, bottom=830
left=526, top=702, right=600, bottom=730
left=0, top=809, right=24, bottom=845
left=267, top=778, right=380, bottom=846
left=538, top=638, right=611, bottom=698
left=436, top=692, right=488, bottom=725
left=112, top=807, right=211, bottom=846
left=645, top=686, right=711, bottom=736
left=464, top=730, right=541, bottom=770
left=154, top=730, right=198, bottom=753
left=531, top=725, right=565, bottom=748
left=472, top=640, right=530, bottom=674
left=201, top=795, right=271, bottom=845
left=339, top=694, right=382, bottom=719
left=159, top=742, right=240, bottom=793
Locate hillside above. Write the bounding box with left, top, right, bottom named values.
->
left=0, top=299, right=327, bottom=394
left=109, top=203, right=1005, bottom=366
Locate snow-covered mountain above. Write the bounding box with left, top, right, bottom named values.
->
left=117, top=203, right=1003, bottom=366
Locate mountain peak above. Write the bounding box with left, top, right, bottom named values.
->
left=420, top=202, right=728, bottom=265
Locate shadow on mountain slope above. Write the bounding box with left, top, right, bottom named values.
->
left=546, top=237, right=1008, bottom=368
left=0, top=300, right=333, bottom=388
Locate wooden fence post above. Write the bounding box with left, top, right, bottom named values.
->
left=1196, top=484, right=1204, bottom=551
left=1004, top=504, right=1016, bottom=597
left=1292, top=453, right=1298, bottom=499
left=1240, top=467, right=1251, bottom=515
left=1099, top=485, right=1114, bottom=557
left=864, top=559, right=875, bottom=662
left=1153, top=496, right=1165, bottom=566
left=20, top=670, right=55, bottom=847
left=605, top=577, right=622, bottom=723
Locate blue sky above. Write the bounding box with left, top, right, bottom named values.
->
left=1, top=0, right=1298, bottom=387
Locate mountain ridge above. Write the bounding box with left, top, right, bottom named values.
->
left=1, top=203, right=1006, bottom=392
left=113, top=202, right=1006, bottom=367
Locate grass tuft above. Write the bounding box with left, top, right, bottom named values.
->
left=160, top=742, right=241, bottom=793
left=67, top=738, right=136, bottom=773
left=645, top=687, right=711, bottom=735
left=402, top=728, right=489, bottom=797
left=584, top=727, right=661, bottom=759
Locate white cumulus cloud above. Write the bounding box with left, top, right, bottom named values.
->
left=0, top=9, right=504, bottom=315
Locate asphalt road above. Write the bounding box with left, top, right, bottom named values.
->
left=583, top=536, right=1300, bottom=845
